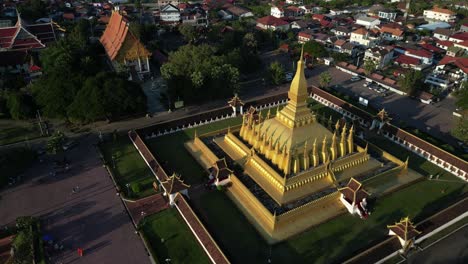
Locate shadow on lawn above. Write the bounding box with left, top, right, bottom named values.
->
left=414, top=185, right=466, bottom=223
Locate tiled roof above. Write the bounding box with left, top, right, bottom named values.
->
left=395, top=54, right=420, bottom=65
left=100, top=11, right=151, bottom=61
left=211, top=158, right=232, bottom=181
left=298, top=29, right=313, bottom=39
left=0, top=27, right=17, bottom=48
left=352, top=27, right=368, bottom=35
left=428, top=7, right=455, bottom=15
left=160, top=173, right=190, bottom=194
left=450, top=32, right=468, bottom=42
left=339, top=178, right=368, bottom=204
left=433, top=28, right=452, bottom=36
left=387, top=217, right=421, bottom=241
left=256, top=15, right=289, bottom=26
left=380, top=24, right=404, bottom=37
left=406, top=48, right=432, bottom=58
left=26, top=23, right=56, bottom=45
left=419, top=43, right=444, bottom=53
left=334, top=39, right=346, bottom=46
left=438, top=56, right=468, bottom=74
left=436, top=39, right=454, bottom=47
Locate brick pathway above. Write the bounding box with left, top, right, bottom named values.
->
left=125, top=193, right=169, bottom=225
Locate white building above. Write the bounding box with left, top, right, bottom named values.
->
left=160, top=4, right=180, bottom=22
left=339, top=178, right=370, bottom=219
left=286, top=0, right=303, bottom=4
left=270, top=6, right=284, bottom=18
left=355, top=16, right=381, bottom=29
left=364, top=46, right=394, bottom=69
left=378, top=10, right=398, bottom=21
left=350, top=28, right=377, bottom=47
left=433, top=28, right=453, bottom=40
left=423, top=7, right=457, bottom=23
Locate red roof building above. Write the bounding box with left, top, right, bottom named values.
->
left=395, top=54, right=420, bottom=67
left=100, top=11, right=152, bottom=75
left=256, top=16, right=289, bottom=31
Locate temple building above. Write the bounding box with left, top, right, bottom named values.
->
left=160, top=173, right=190, bottom=206
left=100, top=11, right=151, bottom=77
left=207, top=158, right=233, bottom=187
left=388, top=217, right=421, bottom=252
left=186, top=48, right=392, bottom=242
left=339, top=177, right=370, bottom=218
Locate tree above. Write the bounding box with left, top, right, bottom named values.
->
left=6, top=92, right=35, bottom=120
left=363, top=59, right=376, bottom=75
left=67, top=73, right=146, bottom=123
left=179, top=24, right=197, bottom=43
left=17, top=0, right=47, bottom=20
left=303, top=41, right=328, bottom=59
left=319, top=72, right=332, bottom=88
left=161, top=44, right=240, bottom=103
left=398, top=70, right=424, bottom=96
left=47, top=131, right=66, bottom=155
left=455, top=81, right=468, bottom=110
left=268, top=61, right=285, bottom=86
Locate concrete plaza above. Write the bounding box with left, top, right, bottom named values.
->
left=0, top=135, right=151, bottom=264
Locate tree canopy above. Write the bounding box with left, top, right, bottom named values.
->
left=303, top=41, right=328, bottom=60
left=268, top=61, right=285, bottom=86
left=319, top=72, right=332, bottom=88
left=398, top=70, right=424, bottom=96
left=161, top=44, right=240, bottom=104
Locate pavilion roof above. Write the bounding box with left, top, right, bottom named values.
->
left=339, top=178, right=369, bottom=204
left=228, top=94, right=244, bottom=107
left=160, top=173, right=191, bottom=194
left=387, top=217, right=421, bottom=241
left=211, top=158, right=233, bottom=180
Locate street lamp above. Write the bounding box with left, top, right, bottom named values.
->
left=126, top=183, right=131, bottom=196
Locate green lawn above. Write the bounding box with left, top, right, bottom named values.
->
left=140, top=208, right=211, bottom=264
left=0, top=120, right=43, bottom=146
left=366, top=135, right=458, bottom=179
left=196, top=179, right=467, bottom=264
left=99, top=136, right=155, bottom=199
left=147, top=116, right=243, bottom=185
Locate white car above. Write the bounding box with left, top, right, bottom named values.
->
left=285, top=72, right=293, bottom=81
left=350, top=76, right=361, bottom=82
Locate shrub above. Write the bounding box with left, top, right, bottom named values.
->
left=131, top=182, right=141, bottom=194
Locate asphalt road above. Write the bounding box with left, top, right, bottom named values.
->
left=407, top=225, right=468, bottom=264
left=0, top=135, right=151, bottom=264
left=306, top=66, right=458, bottom=145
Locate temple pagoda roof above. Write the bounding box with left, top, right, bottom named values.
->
left=160, top=173, right=191, bottom=194
left=100, top=11, right=151, bottom=62
left=387, top=217, right=421, bottom=241
left=376, top=108, right=391, bottom=122
left=211, top=158, right=233, bottom=180
left=338, top=178, right=369, bottom=204
left=228, top=94, right=244, bottom=107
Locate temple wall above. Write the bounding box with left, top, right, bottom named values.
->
left=225, top=132, right=250, bottom=157
left=227, top=175, right=276, bottom=233
left=193, top=137, right=219, bottom=166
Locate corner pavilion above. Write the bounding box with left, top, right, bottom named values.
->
left=187, top=50, right=388, bottom=242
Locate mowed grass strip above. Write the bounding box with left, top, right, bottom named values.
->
left=100, top=135, right=155, bottom=199
left=196, top=180, right=467, bottom=264
left=140, top=208, right=211, bottom=264
left=0, top=121, right=42, bottom=145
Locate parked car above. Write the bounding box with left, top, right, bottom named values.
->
left=285, top=72, right=293, bottom=82
left=350, top=76, right=361, bottom=82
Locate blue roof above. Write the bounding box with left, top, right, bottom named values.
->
left=416, top=22, right=451, bottom=31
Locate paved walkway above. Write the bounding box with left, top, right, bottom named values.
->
left=0, top=136, right=151, bottom=264
left=125, top=193, right=169, bottom=225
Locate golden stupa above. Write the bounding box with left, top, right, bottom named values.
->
left=187, top=48, right=383, bottom=241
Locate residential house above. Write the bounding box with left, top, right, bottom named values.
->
left=453, top=41, right=468, bottom=52
left=364, top=46, right=394, bottom=69
left=224, top=4, right=253, bottom=19
left=355, top=16, right=380, bottom=29
left=312, top=14, right=332, bottom=27
left=285, top=6, right=304, bottom=17
left=100, top=11, right=151, bottom=76
left=394, top=44, right=434, bottom=65
left=333, top=26, right=352, bottom=37
left=447, top=46, right=465, bottom=57
left=425, top=56, right=468, bottom=90
left=158, top=0, right=180, bottom=8
left=298, top=29, right=314, bottom=43
left=181, top=8, right=208, bottom=26
left=350, top=28, right=378, bottom=47
left=423, top=7, right=457, bottom=23
left=378, top=10, right=398, bottom=22
left=290, top=20, right=309, bottom=30
left=461, top=23, right=468, bottom=32
left=299, top=5, right=322, bottom=14
left=341, top=42, right=358, bottom=57
left=436, top=39, right=454, bottom=50
left=286, top=0, right=303, bottom=4
left=379, top=23, right=404, bottom=40
left=160, top=4, right=180, bottom=23
left=271, top=6, right=284, bottom=18
left=394, top=54, right=421, bottom=69
left=256, top=16, right=289, bottom=31
left=368, top=4, right=385, bottom=16
left=333, top=39, right=347, bottom=53
left=433, top=28, right=453, bottom=40
left=448, top=32, right=468, bottom=43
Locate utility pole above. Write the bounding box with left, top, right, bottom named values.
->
left=37, top=110, right=44, bottom=136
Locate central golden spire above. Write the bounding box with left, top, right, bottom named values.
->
left=276, top=46, right=315, bottom=128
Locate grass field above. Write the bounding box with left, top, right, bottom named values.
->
left=196, top=179, right=467, bottom=264
left=99, top=136, right=155, bottom=199
left=140, top=208, right=211, bottom=264
left=0, top=120, right=42, bottom=146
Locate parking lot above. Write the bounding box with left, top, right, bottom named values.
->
left=306, top=65, right=458, bottom=144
